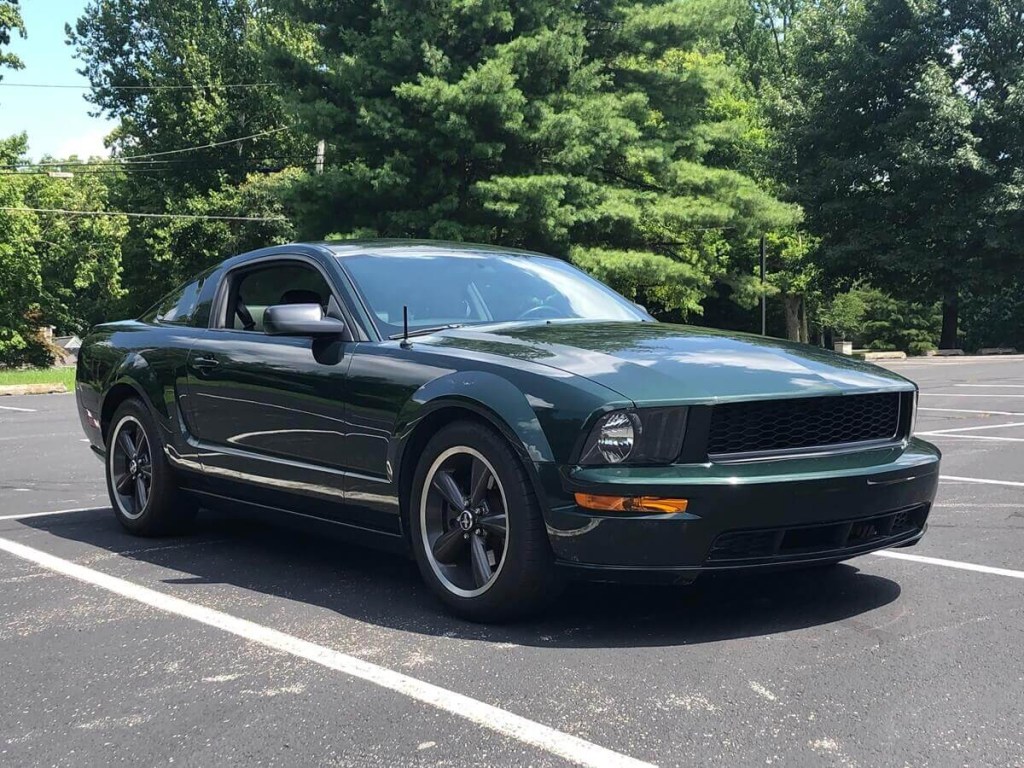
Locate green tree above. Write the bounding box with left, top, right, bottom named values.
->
left=268, top=0, right=799, bottom=318
left=819, top=289, right=866, bottom=342
left=763, top=228, right=819, bottom=342
left=785, top=0, right=998, bottom=349
left=0, top=139, right=131, bottom=364
left=137, top=169, right=297, bottom=306
left=717, top=0, right=829, bottom=340
left=948, top=0, right=1024, bottom=310
left=68, top=0, right=308, bottom=312
left=22, top=162, right=129, bottom=334
left=0, top=0, right=25, bottom=83
left=0, top=134, right=45, bottom=366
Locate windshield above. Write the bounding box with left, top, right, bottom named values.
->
left=339, top=250, right=649, bottom=335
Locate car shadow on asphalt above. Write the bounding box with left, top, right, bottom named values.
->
left=22, top=507, right=902, bottom=649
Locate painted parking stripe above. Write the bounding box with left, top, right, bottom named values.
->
left=954, top=384, right=1024, bottom=388
left=0, top=405, right=36, bottom=412
left=0, top=536, right=655, bottom=768
left=0, top=507, right=107, bottom=522
left=920, top=393, right=1024, bottom=398
left=922, top=420, right=1024, bottom=435
left=921, top=433, right=1024, bottom=442
left=874, top=551, right=1024, bottom=580
left=919, top=407, right=1024, bottom=416
left=940, top=475, right=1024, bottom=488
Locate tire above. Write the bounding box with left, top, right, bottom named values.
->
left=105, top=398, right=196, bottom=536
left=409, top=419, right=561, bottom=622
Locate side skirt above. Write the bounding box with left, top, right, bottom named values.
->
left=185, top=488, right=411, bottom=556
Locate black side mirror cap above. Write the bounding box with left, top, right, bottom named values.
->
left=264, top=303, right=347, bottom=337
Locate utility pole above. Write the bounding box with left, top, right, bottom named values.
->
left=760, top=234, right=767, bottom=336
left=315, top=139, right=326, bottom=175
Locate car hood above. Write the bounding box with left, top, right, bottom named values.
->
left=422, top=321, right=913, bottom=404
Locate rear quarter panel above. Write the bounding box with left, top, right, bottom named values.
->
left=75, top=321, right=197, bottom=462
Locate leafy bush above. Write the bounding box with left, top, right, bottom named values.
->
left=819, top=291, right=866, bottom=341
left=820, top=286, right=939, bottom=354
left=961, top=282, right=1024, bottom=352
left=857, top=287, right=940, bottom=355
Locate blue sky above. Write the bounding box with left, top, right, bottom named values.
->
left=0, top=0, right=115, bottom=160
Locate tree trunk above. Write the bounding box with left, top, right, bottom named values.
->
left=799, top=297, right=810, bottom=344
left=940, top=287, right=959, bottom=350
left=783, top=294, right=801, bottom=341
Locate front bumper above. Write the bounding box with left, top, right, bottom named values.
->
left=537, top=438, right=940, bottom=584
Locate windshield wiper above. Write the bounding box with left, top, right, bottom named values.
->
left=388, top=323, right=463, bottom=340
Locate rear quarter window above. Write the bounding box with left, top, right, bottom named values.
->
left=141, top=277, right=206, bottom=326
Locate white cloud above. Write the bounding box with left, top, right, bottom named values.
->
left=53, top=126, right=113, bottom=161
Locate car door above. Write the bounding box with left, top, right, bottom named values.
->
left=185, top=255, right=388, bottom=529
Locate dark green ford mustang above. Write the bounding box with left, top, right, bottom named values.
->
left=76, top=240, right=940, bottom=620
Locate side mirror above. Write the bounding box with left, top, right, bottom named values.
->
left=264, top=303, right=346, bottom=337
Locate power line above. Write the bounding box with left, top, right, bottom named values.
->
left=0, top=155, right=312, bottom=171
left=99, top=126, right=292, bottom=161
left=0, top=128, right=294, bottom=170
left=0, top=167, right=303, bottom=178
left=0, top=206, right=289, bottom=222
left=0, top=81, right=276, bottom=90
left=0, top=156, right=314, bottom=174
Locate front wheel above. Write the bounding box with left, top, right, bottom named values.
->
left=410, top=420, right=560, bottom=622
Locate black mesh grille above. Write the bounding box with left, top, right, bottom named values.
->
left=708, top=392, right=901, bottom=456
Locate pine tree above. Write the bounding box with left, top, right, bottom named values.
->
left=267, top=0, right=799, bottom=317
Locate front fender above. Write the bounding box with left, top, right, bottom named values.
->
left=392, top=370, right=557, bottom=471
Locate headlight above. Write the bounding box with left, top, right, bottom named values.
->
left=591, top=411, right=639, bottom=463
left=579, top=408, right=687, bottom=465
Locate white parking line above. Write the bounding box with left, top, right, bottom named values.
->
left=0, top=536, right=655, bottom=768
left=0, top=405, right=36, bottom=412
left=921, top=434, right=1024, bottom=442
left=941, top=475, right=1024, bottom=488
left=922, top=421, right=1024, bottom=435
left=954, top=384, right=1024, bottom=388
left=920, top=407, right=1024, bottom=416
left=874, top=551, right=1024, bottom=580
left=921, top=393, right=1024, bottom=398
left=0, top=507, right=104, bottom=522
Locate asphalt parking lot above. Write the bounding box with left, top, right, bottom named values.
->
left=1, top=357, right=1023, bottom=768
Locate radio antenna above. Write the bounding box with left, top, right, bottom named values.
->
left=401, top=305, right=411, bottom=348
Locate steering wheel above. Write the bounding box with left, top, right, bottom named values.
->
left=516, top=304, right=563, bottom=321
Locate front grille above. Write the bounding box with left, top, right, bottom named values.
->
left=707, top=392, right=901, bottom=457
left=706, top=504, right=928, bottom=563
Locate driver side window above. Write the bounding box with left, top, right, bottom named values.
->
left=226, top=262, right=333, bottom=332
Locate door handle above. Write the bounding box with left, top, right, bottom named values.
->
left=191, top=356, right=220, bottom=371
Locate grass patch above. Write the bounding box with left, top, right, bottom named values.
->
left=0, top=366, right=76, bottom=390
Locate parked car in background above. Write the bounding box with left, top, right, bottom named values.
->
left=75, top=241, right=940, bottom=620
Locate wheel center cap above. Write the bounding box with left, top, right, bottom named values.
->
left=129, top=459, right=138, bottom=475
left=456, top=510, right=475, bottom=531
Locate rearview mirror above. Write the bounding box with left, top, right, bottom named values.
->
left=263, top=303, right=346, bottom=337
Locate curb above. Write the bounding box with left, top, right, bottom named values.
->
left=0, top=383, right=69, bottom=396
left=857, top=351, right=907, bottom=361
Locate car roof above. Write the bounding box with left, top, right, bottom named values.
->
left=220, top=240, right=556, bottom=272
left=317, top=239, right=552, bottom=259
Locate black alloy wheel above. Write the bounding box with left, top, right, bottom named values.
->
left=109, top=415, right=153, bottom=520
left=422, top=446, right=509, bottom=597
left=410, top=420, right=560, bottom=622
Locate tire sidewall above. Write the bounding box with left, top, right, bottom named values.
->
left=409, top=420, right=554, bottom=620
left=105, top=398, right=182, bottom=535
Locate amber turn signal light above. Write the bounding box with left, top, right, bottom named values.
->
left=574, top=493, right=688, bottom=513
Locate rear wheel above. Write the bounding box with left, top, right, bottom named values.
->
left=410, top=420, right=560, bottom=622
left=106, top=399, right=196, bottom=536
